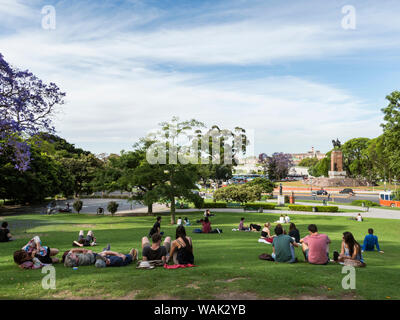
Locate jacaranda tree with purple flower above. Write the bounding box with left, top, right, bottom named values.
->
left=0, top=53, right=65, bottom=171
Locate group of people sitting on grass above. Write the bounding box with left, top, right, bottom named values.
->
left=7, top=210, right=384, bottom=270
left=12, top=216, right=195, bottom=270
left=259, top=222, right=383, bottom=266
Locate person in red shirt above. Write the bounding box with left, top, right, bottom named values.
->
left=201, top=217, right=212, bottom=233
left=300, top=224, right=331, bottom=265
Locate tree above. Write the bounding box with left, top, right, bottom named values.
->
left=59, top=153, right=103, bottom=197
left=341, top=137, right=370, bottom=179
left=309, top=152, right=331, bottom=177
left=0, top=53, right=65, bottom=171
left=262, top=153, right=293, bottom=181
left=214, top=184, right=262, bottom=204
left=0, top=140, right=65, bottom=203
left=246, top=178, right=275, bottom=194
left=298, top=157, right=319, bottom=167
left=381, top=91, right=400, bottom=181
left=73, top=200, right=83, bottom=214
left=107, top=201, right=119, bottom=216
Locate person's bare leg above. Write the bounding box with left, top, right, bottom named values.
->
left=73, top=240, right=83, bottom=247
left=51, top=257, right=59, bottom=263
left=301, top=243, right=308, bottom=260
left=50, top=248, right=59, bottom=256
left=142, top=236, right=150, bottom=249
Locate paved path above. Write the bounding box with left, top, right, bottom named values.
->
left=164, top=202, right=400, bottom=220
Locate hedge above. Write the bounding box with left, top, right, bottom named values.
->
left=201, top=202, right=227, bottom=208
left=244, top=203, right=276, bottom=210
left=288, top=205, right=338, bottom=212
left=350, top=200, right=380, bottom=207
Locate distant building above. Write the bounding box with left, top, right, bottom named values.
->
left=291, top=147, right=325, bottom=165
left=233, top=156, right=261, bottom=174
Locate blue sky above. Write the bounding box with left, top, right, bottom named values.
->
left=1, top=0, right=400, bottom=156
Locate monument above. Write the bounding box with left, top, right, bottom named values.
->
left=302, top=138, right=369, bottom=187
left=277, top=183, right=285, bottom=206
left=328, top=139, right=346, bottom=179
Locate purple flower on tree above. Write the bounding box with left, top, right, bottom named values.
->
left=0, top=53, right=65, bottom=171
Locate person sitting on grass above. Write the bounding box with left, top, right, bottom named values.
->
left=288, top=223, right=300, bottom=244
left=361, top=228, right=384, bottom=253
left=141, top=233, right=171, bottom=264
left=272, top=224, right=299, bottom=263
left=239, top=217, right=250, bottom=231
left=203, top=209, right=215, bottom=217
left=193, top=217, right=221, bottom=233
left=300, top=224, right=331, bottom=265
left=148, top=216, right=164, bottom=238
left=95, top=248, right=138, bottom=268
left=169, top=226, right=194, bottom=265
left=184, top=217, right=191, bottom=226
left=275, top=215, right=285, bottom=224
left=284, top=215, right=290, bottom=224
left=18, top=236, right=59, bottom=265
left=72, top=230, right=97, bottom=247
left=0, top=221, right=13, bottom=242
left=177, top=217, right=183, bottom=226
left=333, top=232, right=366, bottom=267
left=261, top=222, right=272, bottom=238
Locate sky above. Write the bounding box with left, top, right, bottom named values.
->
left=1, top=0, right=400, bottom=156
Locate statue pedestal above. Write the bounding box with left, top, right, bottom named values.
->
left=277, top=195, right=285, bottom=206
left=328, top=171, right=347, bottom=179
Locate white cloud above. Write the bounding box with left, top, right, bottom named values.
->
left=0, top=0, right=391, bottom=155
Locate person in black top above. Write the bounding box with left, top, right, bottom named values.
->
left=148, top=216, right=164, bottom=238
left=141, top=233, right=170, bottom=263
left=289, top=223, right=300, bottom=243
left=170, top=226, right=194, bottom=265
left=0, top=222, right=12, bottom=242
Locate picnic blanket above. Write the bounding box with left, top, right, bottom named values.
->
left=258, top=237, right=273, bottom=244
left=163, top=264, right=197, bottom=269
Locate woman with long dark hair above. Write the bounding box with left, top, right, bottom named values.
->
left=288, top=223, right=300, bottom=243
left=170, top=226, right=194, bottom=265
left=336, top=232, right=365, bottom=267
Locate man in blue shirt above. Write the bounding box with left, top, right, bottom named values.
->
left=362, top=229, right=384, bottom=253
left=95, top=248, right=138, bottom=267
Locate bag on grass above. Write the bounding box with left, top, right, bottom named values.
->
left=259, top=253, right=275, bottom=261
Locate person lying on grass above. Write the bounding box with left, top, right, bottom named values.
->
left=300, top=224, right=330, bottom=265
left=272, top=224, right=299, bottom=263
left=362, top=228, right=384, bottom=253
left=169, top=226, right=194, bottom=265
left=14, top=236, right=60, bottom=267
left=72, top=230, right=97, bottom=247
left=95, top=248, right=138, bottom=268
left=141, top=233, right=170, bottom=264
left=333, top=232, right=366, bottom=267
left=63, top=248, right=97, bottom=267
left=0, top=221, right=13, bottom=242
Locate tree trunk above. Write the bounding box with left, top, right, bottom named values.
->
left=170, top=196, right=176, bottom=224
left=148, top=203, right=153, bottom=215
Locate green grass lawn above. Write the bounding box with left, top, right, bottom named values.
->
left=0, top=211, right=398, bottom=300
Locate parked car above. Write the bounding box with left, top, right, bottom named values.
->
left=316, top=189, right=328, bottom=195
left=339, top=188, right=354, bottom=195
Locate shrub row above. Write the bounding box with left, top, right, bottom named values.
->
left=201, top=202, right=228, bottom=208
left=288, top=205, right=338, bottom=212
left=350, top=200, right=380, bottom=207
left=244, top=203, right=276, bottom=210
